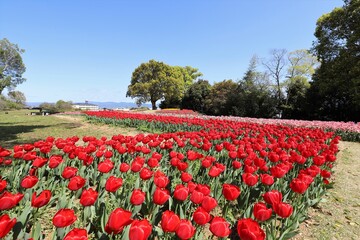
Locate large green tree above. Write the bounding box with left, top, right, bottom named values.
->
left=228, top=56, right=277, bottom=118
left=160, top=66, right=202, bottom=109
left=127, top=60, right=183, bottom=110
left=204, top=79, right=238, bottom=116
left=0, top=38, right=26, bottom=94
left=282, top=50, right=319, bottom=119
left=181, top=79, right=211, bottom=112
left=309, top=0, right=360, bottom=121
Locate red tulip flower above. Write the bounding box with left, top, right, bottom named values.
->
left=63, top=228, right=88, bottom=240
left=80, top=188, right=98, bottom=206
left=119, top=162, right=130, bottom=172
left=52, top=209, right=77, bottom=228
left=31, top=190, right=52, bottom=208
left=0, top=191, right=24, bottom=210
left=0, top=214, right=17, bottom=238
left=173, top=184, right=189, bottom=201
left=176, top=219, right=196, bottom=240
left=201, top=196, right=218, bottom=212
left=105, top=208, right=132, bottom=234
left=290, top=178, right=309, bottom=194
left=48, top=155, right=63, bottom=168
left=20, top=175, right=38, bottom=189
left=190, top=190, right=204, bottom=204
left=209, top=217, right=231, bottom=238
left=68, top=176, right=86, bottom=191
left=237, top=218, right=265, bottom=240
left=105, top=176, right=123, bottom=192
left=222, top=184, right=241, bottom=201
left=193, top=207, right=211, bottom=225
left=153, top=188, right=170, bottom=205
left=0, top=179, right=7, bottom=192
left=154, top=171, right=170, bottom=188
left=263, top=190, right=282, bottom=207
left=242, top=173, right=258, bottom=186
left=274, top=202, right=293, bottom=218
left=253, top=202, right=272, bottom=221
left=98, top=159, right=114, bottom=173
left=260, top=174, right=274, bottom=186
left=161, top=210, right=180, bottom=233
left=32, top=157, right=48, bottom=168
left=139, top=167, right=153, bottom=180
left=180, top=172, right=192, bottom=183
left=130, top=189, right=146, bottom=205
left=129, top=219, right=152, bottom=240
left=62, top=167, right=78, bottom=179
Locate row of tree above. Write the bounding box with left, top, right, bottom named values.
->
left=127, top=0, right=359, bottom=122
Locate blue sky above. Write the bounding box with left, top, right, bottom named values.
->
left=0, top=0, right=343, bottom=103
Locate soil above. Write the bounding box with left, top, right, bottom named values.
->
left=292, top=141, right=360, bottom=240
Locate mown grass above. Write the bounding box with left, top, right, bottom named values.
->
left=0, top=110, right=143, bottom=149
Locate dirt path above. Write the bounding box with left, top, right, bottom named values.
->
left=293, top=141, right=360, bottom=240
left=53, top=114, right=143, bottom=136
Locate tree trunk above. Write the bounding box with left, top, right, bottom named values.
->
left=151, top=101, right=157, bottom=110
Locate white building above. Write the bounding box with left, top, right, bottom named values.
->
left=72, top=101, right=99, bottom=111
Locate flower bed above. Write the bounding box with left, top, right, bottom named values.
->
left=0, top=112, right=340, bottom=239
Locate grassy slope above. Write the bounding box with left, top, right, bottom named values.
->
left=0, top=110, right=142, bottom=149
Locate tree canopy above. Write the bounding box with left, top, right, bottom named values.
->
left=0, top=38, right=26, bottom=95
left=127, top=60, right=202, bottom=110
left=308, top=0, right=360, bottom=121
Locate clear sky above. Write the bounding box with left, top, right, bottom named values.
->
left=0, top=0, right=344, bottom=103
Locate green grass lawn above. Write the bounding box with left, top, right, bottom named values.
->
left=0, top=109, right=142, bottom=149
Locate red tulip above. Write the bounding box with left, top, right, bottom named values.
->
left=180, top=172, right=192, bottom=183
left=63, top=228, right=88, bottom=240
left=232, top=160, right=242, bottom=169
left=289, top=178, right=309, bottom=194
left=80, top=188, right=98, bottom=206
left=0, top=214, right=17, bottom=238
left=130, top=189, right=146, bottom=205
left=32, top=157, right=48, bottom=168
left=222, top=184, right=241, bottom=201
left=0, top=191, right=24, bottom=210
left=173, top=184, right=189, bottom=201
left=119, top=162, right=130, bottom=172
left=237, top=218, right=265, bottom=240
left=209, top=217, right=231, bottom=238
left=260, top=174, right=274, bottom=186
left=98, top=159, right=114, bottom=173
left=161, top=210, right=180, bottom=233
left=153, top=188, right=170, bottom=205
left=154, top=171, right=170, bottom=188
left=20, top=175, right=38, bottom=189
left=190, top=190, right=204, bottom=204
left=139, top=167, right=153, bottom=180
left=0, top=179, right=7, bottom=192
left=52, top=209, right=77, bottom=228
left=68, top=176, right=86, bottom=191
left=62, top=167, right=78, bottom=179
left=176, top=219, right=195, bottom=240
left=201, top=196, right=218, bottom=212
left=129, top=219, right=152, bottom=240
left=31, top=190, right=52, bottom=208
left=193, top=207, right=211, bottom=225
left=242, top=173, right=258, bottom=186
left=105, top=176, right=123, bottom=192
left=253, top=202, right=272, bottom=221
left=274, top=202, right=293, bottom=218
left=105, top=208, right=132, bottom=234
left=48, top=155, right=63, bottom=168
left=263, top=190, right=282, bottom=206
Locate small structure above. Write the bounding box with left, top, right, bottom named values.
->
left=72, top=101, right=99, bottom=111
left=30, top=108, right=52, bottom=116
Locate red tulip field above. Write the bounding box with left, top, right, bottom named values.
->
left=0, top=110, right=349, bottom=239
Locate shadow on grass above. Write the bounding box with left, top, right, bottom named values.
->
left=0, top=124, right=49, bottom=149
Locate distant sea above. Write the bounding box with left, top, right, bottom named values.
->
left=26, top=101, right=153, bottom=109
